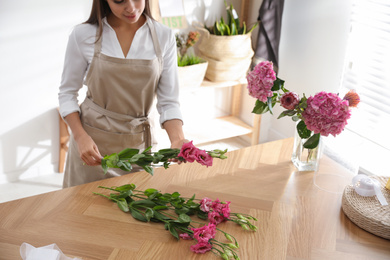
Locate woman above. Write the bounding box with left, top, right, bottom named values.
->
left=58, top=0, right=186, bottom=187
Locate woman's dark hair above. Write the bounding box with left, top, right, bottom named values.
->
left=84, top=0, right=153, bottom=42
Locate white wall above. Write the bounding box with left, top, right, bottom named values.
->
left=0, top=0, right=352, bottom=184
left=0, top=0, right=91, bottom=183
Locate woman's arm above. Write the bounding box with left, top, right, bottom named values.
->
left=162, top=119, right=187, bottom=149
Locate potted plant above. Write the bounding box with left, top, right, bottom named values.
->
left=176, top=31, right=208, bottom=88
left=196, top=1, right=258, bottom=82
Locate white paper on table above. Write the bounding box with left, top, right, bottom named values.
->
left=20, top=243, right=82, bottom=260
left=159, top=0, right=185, bottom=17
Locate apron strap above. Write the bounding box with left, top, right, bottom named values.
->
left=147, top=17, right=163, bottom=73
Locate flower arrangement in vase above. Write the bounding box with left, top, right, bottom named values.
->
left=247, top=61, right=360, bottom=171
left=176, top=31, right=208, bottom=88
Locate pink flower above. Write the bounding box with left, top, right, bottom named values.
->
left=191, top=223, right=216, bottom=243
left=200, top=197, right=213, bottom=212
left=247, top=61, right=276, bottom=103
left=177, top=141, right=198, bottom=163
left=179, top=233, right=193, bottom=240
left=212, top=199, right=231, bottom=218
left=190, top=242, right=213, bottom=254
left=280, top=92, right=299, bottom=110
left=196, top=150, right=213, bottom=167
left=302, top=92, right=351, bottom=137
left=343, top=90, right=360, bottom=108
left=208, top=211, right=225, bottom=225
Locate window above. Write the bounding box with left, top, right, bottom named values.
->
left=332, top=0, right=390, bottom=176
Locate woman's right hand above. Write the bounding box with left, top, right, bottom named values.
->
left=63, top=112, right=102, bottom=166
left=74, top=132, right=102, bottom=166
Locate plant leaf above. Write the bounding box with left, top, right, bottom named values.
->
left=303, top=133, right=321, bottom=149
left=129, top=208, right=147, bottom=222
left=296, top=120, right=312, bottom=139
left=252, top=100, right=269, bottom=114
left=117, top=198, right=129, bottom=212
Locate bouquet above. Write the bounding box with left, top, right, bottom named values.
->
left=247, top=61, right=360, bottom=149
left=94, top=184, right=257, bottom=259
left=101, top=141, right=228, bottom=175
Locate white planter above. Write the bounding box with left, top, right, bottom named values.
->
left=177, top=61, right=208, bottom=88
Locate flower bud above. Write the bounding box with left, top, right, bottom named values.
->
left=228, top=243, right=238, bottom=249
left=221, top=253, right=229, bottom=260
left=234, top=255, right=240, bottom=260
left=240, top=224, right=249, bottom=231
left=225, top=233, right=234, bottom=242
left=250, top=225, right=258, bottom=231
left=224, top=249, right=234, bottom=258
left=237, top=214, right=245, bottom=219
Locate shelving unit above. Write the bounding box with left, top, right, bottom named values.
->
left=180, top=79, right=261, bottom=147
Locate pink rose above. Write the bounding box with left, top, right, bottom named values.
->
left=191, top=223, right=216, bottom=243
left=200, top=197, right=213, bottom=212
left=190, top=242, right=213, bottom=254
left=280, top=92, right=299, bottom=110
left=177, top=141, right=198, bottom=163
left=195, top=150, right=213, bottom=167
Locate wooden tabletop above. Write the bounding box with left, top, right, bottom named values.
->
left=0, top=138, right=389, bottom=260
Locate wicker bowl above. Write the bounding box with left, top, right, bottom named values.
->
left=342, top=176, right=390, bottom=240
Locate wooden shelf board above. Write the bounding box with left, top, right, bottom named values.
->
left=183, top=116, right=253, bottom=145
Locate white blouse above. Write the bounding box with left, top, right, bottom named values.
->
left=58, top=16, right=183, bottom=127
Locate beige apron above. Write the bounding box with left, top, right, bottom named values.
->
left=63, top=18, right=162, bottom=188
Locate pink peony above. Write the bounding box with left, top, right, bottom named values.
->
left=247, top=61, right=276, bottom=103
left=195, top=150, right=213, bottom=167
left=208, top=211, right=225, bottom=225
left=280, top=92, right=299, bottom=110
left=179, top=233, right=193, bottom=240
left=177, top=141, right=198, bottom=163
left=200, top=197, right=213, bottom=212
left=190, top=242, right=213, bottom=254
left=191, top=223, right=216, bottom=243
left=302, top=91, right=351, bottom=137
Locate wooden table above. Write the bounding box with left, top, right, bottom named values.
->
left=1, top=138, right=389, bottom=259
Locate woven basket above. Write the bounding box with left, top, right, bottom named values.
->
left=195, top=23, right=254, bottom=82
left=177, top=61, right=208, bottom=88
left=341, top=176, right=390, bottom=240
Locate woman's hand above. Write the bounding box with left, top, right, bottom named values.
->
left=64, top=112, right=102, bottom=166
left=75, top=132, right=102, bottom=166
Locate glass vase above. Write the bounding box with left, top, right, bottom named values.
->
left=291, top=130, right=323, bottom=171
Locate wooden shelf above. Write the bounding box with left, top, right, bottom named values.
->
left=180, top=78, right=261, bottom=147
left=184, top=116, right=253, bottom=145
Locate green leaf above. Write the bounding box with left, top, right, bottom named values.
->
left=171, top=192, right=180, bottom=199
left=142, top=146, right=152, bottom=154
left=129, top=153, right=145, bottom=163
left=296, top=120, right=312, bottom=139
left=175, top=207, right=189, bottom=215
left=153, top=205, right=168, bottom=211
left=118, top=148, right=139, bottom=160
left=131, top=199, right=157, bottom=208
left=145, top=208, right=154, bottom=222
left=144, top=188, right=158, bottom=196
left=277, top=110, right=297, bottom=119
left=267, top=97, right=274, bottom=115
left=177, top=213, right=191, bottom=223
left=168, top=225, right=180, bottom=240
left=197, top=210, right=208, bottom=220
left=303, top=133, right=321, bottom=149
left=252, top=100, right=269, bottom=114
left=119, top=161, right=132, bottom=172
left=101, top=159, right=108, bottom=175
left=142, top=165, right=154, bottom=176
left=129, top=208, right=147, bottom=222
left=117, top=198, right=129, bottom=212
left=114, top=184, right=136, bottom=192
left=271, top=78, right=285, bottom=91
